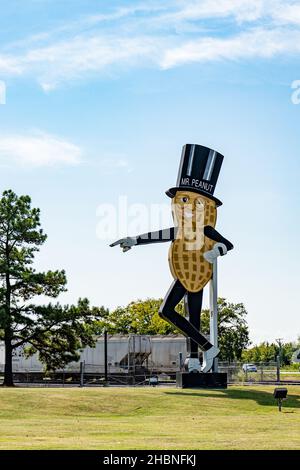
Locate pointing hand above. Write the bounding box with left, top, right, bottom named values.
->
left=109, top=237, right=137, bottom=252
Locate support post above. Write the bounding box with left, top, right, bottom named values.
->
left=276, top=355, right=280, bottom=383
left=178, top=352, right=183, bottom=371
left=80, top=361, right=85, bottom=387
left=127, top=335, right=130, bottom=375
left=209, top=257, right=218, bottom=372
left=132, top=335, right=136, bottom=386
left=104, top=329, right=108, bottom=384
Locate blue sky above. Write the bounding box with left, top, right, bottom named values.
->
left=0, top=0, right=300, bottom=344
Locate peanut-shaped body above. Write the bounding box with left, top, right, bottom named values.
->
left=168, top=191, right=217, bottom=292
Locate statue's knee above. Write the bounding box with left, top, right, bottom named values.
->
left=158, top=304, right=173, bottom=321
left=159, top=304, right=167, bottom=319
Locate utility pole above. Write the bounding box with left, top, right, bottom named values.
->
left=275, top=338, right=283, bottom=366
left=275, top=338, right=283, bottom=383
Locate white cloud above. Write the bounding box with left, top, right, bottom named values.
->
left=0, top=131, right=82, bottom=167
left=272, top=3, right=300, bottom=25
left=22, top=35, right=161, bottom=90
left=161, top=27, right=300, bottom=68
left=0, top=1, right=300, bottom=88
left=162, top=0, right=267, bottom=23
left=0, top=54, right=23, bottom=75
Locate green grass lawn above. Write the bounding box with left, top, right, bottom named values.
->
left=0, top=385, right=299, bottom=450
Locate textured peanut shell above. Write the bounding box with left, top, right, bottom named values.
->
left=168, top=194, right=217, bottom=293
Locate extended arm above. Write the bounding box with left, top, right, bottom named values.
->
left=204, top=225, right=234, bottom=251
left=110, top=227, right=177, bottom=252
left=136, top=227, right=177, bottom=245
left=203, top=225, right=233, bottom=263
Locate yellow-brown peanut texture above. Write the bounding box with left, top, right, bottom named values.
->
left=168, top=191, right=217, bottom=293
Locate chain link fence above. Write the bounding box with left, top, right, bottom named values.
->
left=219, top=362, right=279, bottom=384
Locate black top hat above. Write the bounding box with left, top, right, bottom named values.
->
left=166, top=144, right=224, bottom=206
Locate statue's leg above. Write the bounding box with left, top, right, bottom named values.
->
left=159, top=280, right=211, bottom=350
left=184, top=289, right=204, bottom=358
left=185, top=289, right=219, bottom=373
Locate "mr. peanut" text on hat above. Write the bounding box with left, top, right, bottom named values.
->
left=166, top=144, right=224, bottom=207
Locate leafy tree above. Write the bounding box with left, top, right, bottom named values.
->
left=21, top=299, right=108, bottom=371
left=242, top=342, right=276, bottom=363
left=96, top=298, right=180, bottom=335
left=280, top=343, right=294, bottom=365
left=99, top=297, right=250, bottom=361
left=0, top=190, right=106, bottom=386
left=201, top=299, right=250, bottom=361
left=242, top=341, right=295, bottom=365
left=295, top=336, right=300, bottom=349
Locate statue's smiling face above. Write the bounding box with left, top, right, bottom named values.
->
left=172, top=191, right=217, bottom=249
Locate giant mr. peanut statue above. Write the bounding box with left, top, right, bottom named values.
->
left=110, top=144, right=233, bottom=376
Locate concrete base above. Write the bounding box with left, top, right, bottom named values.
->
left=176, top=371, right=227, bottom=389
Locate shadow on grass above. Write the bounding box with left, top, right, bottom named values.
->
left=164, top=388, right=300, bottom=409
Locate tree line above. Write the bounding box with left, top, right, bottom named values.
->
left=0, top=190, right=298, bottom=386
left=242, top=340, right=299, bottom=365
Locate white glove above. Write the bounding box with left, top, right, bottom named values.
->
left=109, top=237, right=137, bottom=252
left=204, top=242, right=227, bottom=264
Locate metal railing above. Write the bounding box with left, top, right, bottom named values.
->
left=1, top=361, right=300, bottom=386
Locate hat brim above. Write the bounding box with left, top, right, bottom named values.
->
left=166, top=187, right=223, bottom=207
